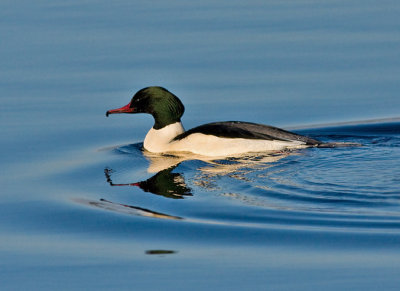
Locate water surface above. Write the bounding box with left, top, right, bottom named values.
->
left=1, top=0, right=400, bottom=290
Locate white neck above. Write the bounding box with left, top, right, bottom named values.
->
left=143, top=122, right=185, bottom=153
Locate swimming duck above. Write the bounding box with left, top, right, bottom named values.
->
left=106, top=86, right=324, bottom=157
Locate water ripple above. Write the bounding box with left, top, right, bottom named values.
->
left=77, top=122, right=400, bottom=233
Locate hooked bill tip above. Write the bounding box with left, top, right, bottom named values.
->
left=106, top=111, right=110, bottom=117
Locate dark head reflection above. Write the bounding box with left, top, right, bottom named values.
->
left=105, top=167, right=192, bottom=199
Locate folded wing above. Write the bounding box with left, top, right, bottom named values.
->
left=173, top=121, right=321, bottom=145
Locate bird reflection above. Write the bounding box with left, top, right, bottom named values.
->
left=97, top=148, right=295, bottom=219
left=142, top=149, right=290, bottom=175
left=105, top=149, right=291, bottom=198
left=105, top=166, right=192, bottom=199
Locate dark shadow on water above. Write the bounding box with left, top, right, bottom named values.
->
left=145, top=250, right=177, bottom=256
left=74, top=198, right=182, bottom=220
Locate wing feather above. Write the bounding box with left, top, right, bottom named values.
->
left=173, top=121, right=320, bottom=145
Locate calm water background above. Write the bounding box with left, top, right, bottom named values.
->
left=1, top=0, right=400, bottom=290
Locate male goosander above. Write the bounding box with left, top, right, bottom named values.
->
left=106, top=86, right=324, bottom=157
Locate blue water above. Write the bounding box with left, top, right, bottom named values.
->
left=1, top=0, right=400, bottom=290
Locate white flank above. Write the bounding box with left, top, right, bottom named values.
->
left=168, top=133, right=307, bottom=156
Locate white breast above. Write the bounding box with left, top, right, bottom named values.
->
left=143, top=122, right=185, bottom=153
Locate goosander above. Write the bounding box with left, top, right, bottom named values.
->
left=106, top=86, right=324, bottom=157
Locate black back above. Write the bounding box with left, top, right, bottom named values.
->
left=173, top=121, right=321, bottom=145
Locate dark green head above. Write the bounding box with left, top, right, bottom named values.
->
left=106, top=86, right=185, bottom=129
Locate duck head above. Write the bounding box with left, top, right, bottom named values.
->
left=106, top=86, right=185, bottom=129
